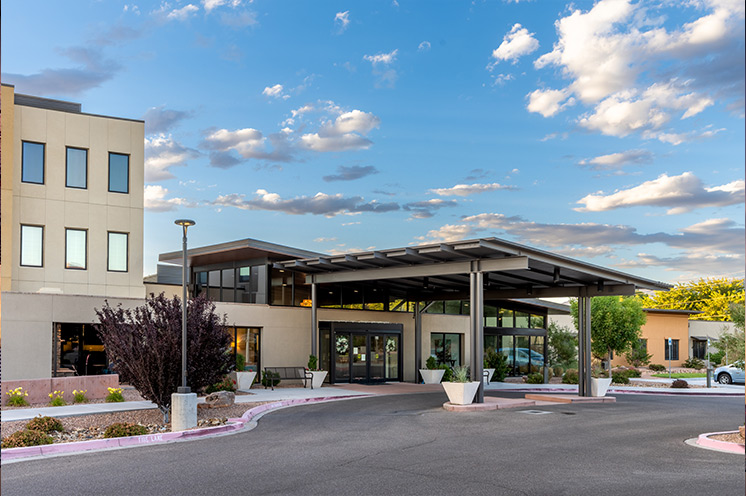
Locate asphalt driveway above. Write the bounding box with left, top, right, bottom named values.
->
left=2, top=392, right=743, bottom=495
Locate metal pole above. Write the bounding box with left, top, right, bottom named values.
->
left=469, top=272, right=476, bottom=386
left=311, top=282, right=318, bottom=357
left=668, top=338, right=671, bottom=379
left=475, top=271, right=484, bottom=403
left=584, top=296, right=592, bottom=397
left=180, top=225, right=189, bottom=392
left=414, top=303, right=422, bottom=383
left=577, top=296, right=585, bottom=397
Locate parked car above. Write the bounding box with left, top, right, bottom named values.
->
left=714, top=363, right=745, bottom=384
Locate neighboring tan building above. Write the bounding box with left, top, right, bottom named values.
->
left=0, top=84, right=145, bottom=380
left=611, top=309, right=696, bottom=368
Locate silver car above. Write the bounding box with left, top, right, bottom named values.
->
left=714, top=363, right=745, bottom=384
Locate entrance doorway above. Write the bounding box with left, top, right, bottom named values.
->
left=323, top=322, right=402, bottom=384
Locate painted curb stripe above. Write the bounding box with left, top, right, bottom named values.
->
left=696, top=431, right=746, bottom=454
left=1, top=394, right=370, bottom=461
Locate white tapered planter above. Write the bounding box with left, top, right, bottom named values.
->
left=310, top=370, right=328, bottom=389
left=229, top=371, right=257, bottom=391
left=420, top=369, right=446, bottom=384
left=442, top=381, right=481, bottom=405
left=483, top=368, right=495, bottom=385
left=590, top=377, right=612, bottom=397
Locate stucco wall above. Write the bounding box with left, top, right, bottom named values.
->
left=611, top=311, right=691, bottom=368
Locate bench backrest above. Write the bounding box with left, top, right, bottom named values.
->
left=265, top=366, right=306, bottom=379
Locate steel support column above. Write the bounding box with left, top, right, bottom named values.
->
left=583, top=294, right=592, bottom=397
left=577, top=296, right=586, bottom=396
left=470, top=271, right=485, bottom=403
left=311, top=282, right=318, bottom=357
left=415, top=303, right=422, bottom=383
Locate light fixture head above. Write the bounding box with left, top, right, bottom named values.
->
left=175, top=219, right=196, bottom=227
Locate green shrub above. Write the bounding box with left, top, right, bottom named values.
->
left=438, top=364, right=453, bottom=382
left=451, top=365, right=470, bottom=383
left=206, top=376, right=237, bottom=393
left=236, top=353, right=246, bottom=372
left=484, top=348, right=509, bottom=382
left=562, top=369, right=579, bottom=384
left=649, top=364, right=666, bottom=372
left=261, top=371, right=281, bottom=388
left=5, top=387, right=30, bottom=407
left=708, top=350, right=725, bottom=366
left=553, top=366, right=564, bottom=378
left=25, top=416, right=64, bottom=434
left=307, top=354, right=318, bottom=371
left=625, top=369, right=641, bottom=378
left=105, top=387, right=125, bottom=403
left=682, top=357, right=705, bottom=369
left=104, top=422, right=148, bottom=439
left=526, top=372, right=544, bottom=384
left=671, top=379, right=689, bottom=389
left=425, top=356, right=437, bottom=370
left=612, top=371, right=630, bottom=384
left=1, top=429, right=54, bottom=449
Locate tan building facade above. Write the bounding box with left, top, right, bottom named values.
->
left=1, top=85, right=145, bottom=379
left=611, top=309, right=693, bottom=368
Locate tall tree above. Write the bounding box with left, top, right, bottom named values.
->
left=636, top=278, right=744, bottom=321
left=96, top=293, right=233, bottom=422
left=571, top=296, right=647, bottom=363
left=715, top=303, right=745, bottom=369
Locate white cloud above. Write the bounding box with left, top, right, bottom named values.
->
left=334, top=11, right=350, bottom=32
left=314, top=237, right=338, bottom=243
left=429, top=182, right=517, bottom=197
left=167, top=4, right=199, bottom=21
left=262, top=84, right=288, bottom=99
left=575, top=172, right=745, bottom=214
left=203, top=0, right=241, bottom=13
left=144, top=135, right=200, bottom=182
left=213, top=189, right=399, bottom=217
left=300, top=109, right=380, bottom=152
left=579, top=149, right=653, bottom=170
left=142, top=105, right=192, bottom=134
left=418, top=41, right=431, bottom=52
left=144, top=185, right=194, bottom=212
left=364, top=49, right=398, bottom=65
left=489, top=23, right=539, bottom=66
left=526, top=88, right=573, bottom=117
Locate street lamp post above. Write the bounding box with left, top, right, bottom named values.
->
left=174, top=219, right=195, bottom=394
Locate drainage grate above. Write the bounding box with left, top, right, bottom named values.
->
left=519, top=410, right=553, bottom=415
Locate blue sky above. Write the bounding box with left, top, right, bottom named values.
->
left=3, top=0, right=744, bottom=283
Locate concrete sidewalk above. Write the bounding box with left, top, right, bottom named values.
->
left=3, top=381, right=741, bottom=423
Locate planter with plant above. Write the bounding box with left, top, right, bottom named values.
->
left=441, top=365, right=480, bottom=405
left=307, top=354, right=328, bottom=388
left=590, top=367, right=612, bottom=397
left=420, top=356, right=446, bottom=384
left=229, top=352, right=257, bottom=390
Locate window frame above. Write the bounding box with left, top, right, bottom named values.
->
left=107, top=231, right=129, bottom=272
left=108, top=152, right=130, bottom=194
left=65, top=228, right=88, bottom=270
left=21, top=141, right=45, bottom=184
left=20, top=224, right=44, bottom=267
left=664, top=339, right=680, bottom=361
left=65, top=146, right=88, bottom=189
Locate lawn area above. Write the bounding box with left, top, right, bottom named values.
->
left=651, top=372, right=707, bottom=378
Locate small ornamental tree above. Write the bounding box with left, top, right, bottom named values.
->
left=547, top=322, right=577, bottom=368
left=624, top=339, right=652, bottom=367
left=571, top=296, right=647, bottom=368
left=96, top=293, right=233, bottom=423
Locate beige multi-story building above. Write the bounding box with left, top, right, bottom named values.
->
left=1, top=84, right=145, bottom=380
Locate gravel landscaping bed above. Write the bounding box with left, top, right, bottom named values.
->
left=2, top=401, right=268, bottom=443
left=708, top=432, right=745, bottom=445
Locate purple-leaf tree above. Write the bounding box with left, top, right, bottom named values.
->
left=96, top=293, right=233, bottom=423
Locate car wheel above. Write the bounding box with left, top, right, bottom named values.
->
left=717, top=373, right=732, bottom=384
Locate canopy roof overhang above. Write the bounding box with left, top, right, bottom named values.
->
left=274, top=237, right=671, bottom=300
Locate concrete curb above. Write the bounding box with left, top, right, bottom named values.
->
left=696, top=431, right=746, bottom=454
left=489, top=387, right=743, bottom=397
left=1, top=394, right=370, bottom=462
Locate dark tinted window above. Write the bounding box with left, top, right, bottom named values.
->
left=108, top=153, right=129, bottom=193
left=22, top=142, right=45, bottom=184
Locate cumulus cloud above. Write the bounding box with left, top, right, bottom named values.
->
left=575, top=172, right=745, bottom=214
left=144, top=135, right=200, bottom=182
left=363, top=49, right=399, bottom=87
left=212, top=190, right=399, bottom=217
left=203, top=0, right=241, bottom=13
left=526, top=88, right=574, bottom=117
left=364, top=49, right=398, bottom=65
left=489, top=23, right=539, bottom=66
left=334, top=11, right=350, bottom=32
left=531, top=0, right=744, bottom=137
left=201, top=127, right=294, bottom=166
left=323, top=165, right=379, bottom=182
left=142, top=106, right=192, bottom=134
left=429, top=182, right=517, bottom=197
left=300, top=109, right=380, bottom=152
left=144, top=185, right=195, bottom=212
left=578, top=149, right=653, bottom=170
left=262, top=84, right=288, bottom=100
left=167, top=4, right=199, bottom=21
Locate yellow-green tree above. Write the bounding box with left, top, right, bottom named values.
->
left=636, top=278, right=744, bottom=321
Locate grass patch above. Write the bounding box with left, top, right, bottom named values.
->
left=651, top=372, right=706, bottom=379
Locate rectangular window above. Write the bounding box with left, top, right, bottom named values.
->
left=66, top=147, right=88, bottom=189
left=108, top=153, right=129, bottom=193
left=22, top=141, right=45, bottom=184
left=664, top=339, right=679, bottom=360
left=429, top=333, right=462, bottom=367
left=20, top=225, right=43, bottom=267
left=108, top=232, right=128, bottom=272
left=65, top=229, right=87, bottom=269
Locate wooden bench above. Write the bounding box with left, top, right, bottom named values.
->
left=263, top=367, right=313, bottom=390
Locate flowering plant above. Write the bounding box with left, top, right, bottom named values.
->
left=48, top=390, right=66, bottom=407
left=6, top=387, right=29, bottom=407
left=72, top=389, right=89, bottom=403
left=335, top=335, right=349, bottom=355
left=106, top=387, right=125, bottom=403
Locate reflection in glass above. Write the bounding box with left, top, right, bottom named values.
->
left=108, top=153, right=129, bottom=193
left=530, top=336, right=545, bottom=373
left=385, top=335, right=399, bottom=379
left=352, top=334, right=367, bottom=381
left=516, top=336, right=530, bottom=375
left=66, top=147, right=87, bottom=188
left=515, top=311, right=530, bottom=328
left=369, top=335, right=384, bottom=380
left=500, top=308, right=514, bottom=328
left=22, top=142, right=45, bottom=184
left=335, top=334, right=350, bottom=380
left=21, top=225, right=43, bottom=267
left=500, top=335, right=514, bottom=375
left=65, top=229, right=87, bottom=269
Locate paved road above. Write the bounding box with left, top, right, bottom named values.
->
left=2, top=392, right=743, bottom=496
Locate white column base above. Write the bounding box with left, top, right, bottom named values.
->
left=171, top=392, right=198, bottom=431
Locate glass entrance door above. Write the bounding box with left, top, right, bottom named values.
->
left=334, top=331, right=402, bottom=383
left=351, top=334, right=367, bottom=382
left=369, top=335, right=385, bottom=381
